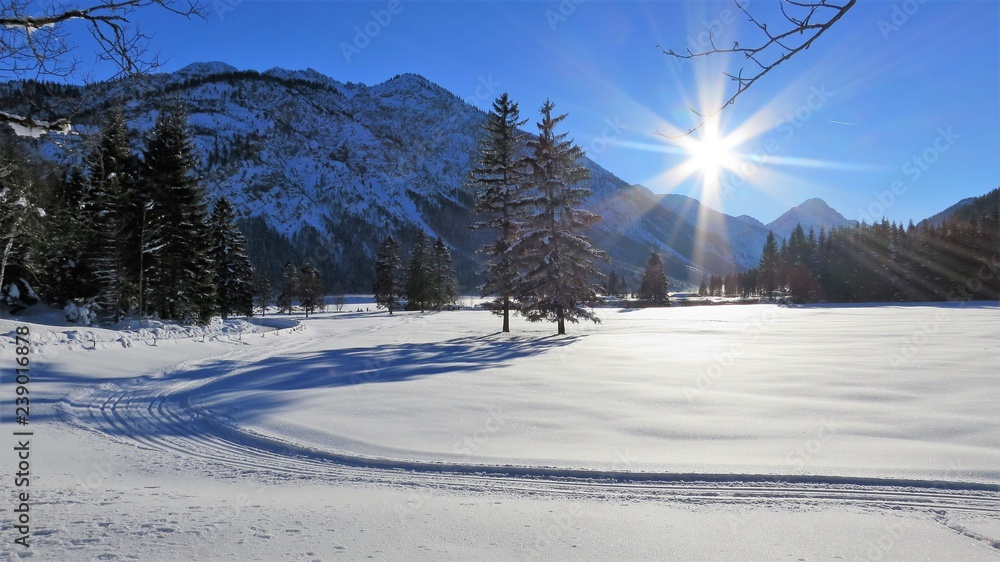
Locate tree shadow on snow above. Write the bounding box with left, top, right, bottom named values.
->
left=198, top=333, right=579, bottom=393
left=59, top=333, right=582, bottom=439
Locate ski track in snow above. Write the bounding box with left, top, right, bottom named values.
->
left=58, top=314, right=1000, bottom=528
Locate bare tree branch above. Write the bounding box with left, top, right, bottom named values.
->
left=0, top=0, right=205, bottom=134
left=660, top=0, right=855, bottom=138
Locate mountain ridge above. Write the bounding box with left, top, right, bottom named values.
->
left=5, top=63, right=988, bottom=290
left=4, top=64, right=740, bottom=290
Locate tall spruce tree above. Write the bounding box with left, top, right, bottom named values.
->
left=43, top=167, right=94, bottom=305
left=637, top=250, right=669, bottom=306
left=405, top=231, right=432, bottom=311
left=298, top=263, right=323, bottom=317
left=373, top=236, right=403, bottom=314
left=278, top=261, right=299, bottom=314
left=208, top=197, right=254, bottom=319
left=253, top=270, right=273, bottom=316
left=758, top=230, right=779, bottom=299
left=0, top=136, right=46, bottom=312
left=786, top=224, right=814, bottom=303
left=429, top=237, right=458, bottom=310
left=515, top=99, right=607, bottom=335
left=604, top=269, right=627, bottom=298
left=85, top=110, right=139, bottom=322
left=141, top=105, right=215, bottom=323
left=469, top=93, right=528, bottom=331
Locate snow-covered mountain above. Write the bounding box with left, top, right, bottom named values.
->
left=5, top=62, right=749, bottom=289
left=653, top=193, right=771, bottom=270
left=766, top=198, right=856, bottom=239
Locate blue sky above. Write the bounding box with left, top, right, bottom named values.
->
left=76, top=0, right=1000, bottom=224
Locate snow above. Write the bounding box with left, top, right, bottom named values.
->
left=1, top=111, right=72, bottom=137
left=1, top=302, right=998, bottom=559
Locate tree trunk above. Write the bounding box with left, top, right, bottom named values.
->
left=502, top=297, right=510, bottom=333
left=557, top=312, right=565, bottom=335
left=0, top=212, right=26, bottom=301
left=0, top=236, right=14, bottom=299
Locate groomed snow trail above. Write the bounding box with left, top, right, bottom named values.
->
left=61, top=314, right=1000, bottom=523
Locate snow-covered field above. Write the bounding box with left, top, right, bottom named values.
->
left=2, top=302, right=999, bottom=560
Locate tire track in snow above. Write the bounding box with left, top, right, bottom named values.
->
left=74, top=315, right=1000, bottom=515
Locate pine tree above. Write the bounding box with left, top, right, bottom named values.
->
left=85, top=110, right=139, bottom=322
left=758, top=230, right=779, bottom=299
left=277, top=261, right=299, bottom=314
left=515, top=99, right=607, bottom=335
left=141, top=104, right=215, bottom=323
left=429, top=237, right=458, bottom=310
left=0, top=136, right=46, bottom=312
left=637, top=250, right=669, bottom=306
left=469, top=93, right=528, bottom=332
left=787, top=224, right=813, bottom=303
left=710, top=274, right=723, bottom=297
left=43, top=168, right=95, bottom=306
left=298, top=263, right=323, bottom=317
left=373, top=236, right=403, bottom=314
left=405, top=231, right=432, bottom=311
left=604, top=269, right=624, bottom=297
left=253, top=270, right=273, bottom=316
left=778, top=237, right=790, bottom=293
left=208, top=197, right=254, bottom=319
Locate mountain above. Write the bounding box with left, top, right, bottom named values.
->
left=919, top=198, right=976, bottom=227
left=653, top=193, right=771, bottom=270
left=766, top=198, right=856, bottom=239
left=3, top=63, right=746, bottom=290
left=919, top=187, right=1000, bottom=227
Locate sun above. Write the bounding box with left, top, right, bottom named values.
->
left=686, top=130, right=736, bottom=177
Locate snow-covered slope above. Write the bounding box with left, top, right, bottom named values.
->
left=654, top=193, right=771, bottom=270
left=766, top=198, right=856, bottom=239
left=4, top=64, right=743, bottom=288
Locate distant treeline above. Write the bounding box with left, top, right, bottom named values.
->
left=743, top=196, right=999, bottom=303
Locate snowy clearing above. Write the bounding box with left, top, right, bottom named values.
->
left=2, top=302, right=999, bottom=560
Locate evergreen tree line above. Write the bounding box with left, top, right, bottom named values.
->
left=270, top=261, right=324, bottom=317
left=0, top=107, right=255, bottom=323
left=599, top=255, right=672, bottom=306
left=373, top=232, right=458, bottom=313
left=746, top=217, right=1000, bottom=303
left=697, top=273, right=750, bottom=298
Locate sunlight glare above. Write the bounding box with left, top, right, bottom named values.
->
left=686, top=129, right=736, bottom=178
